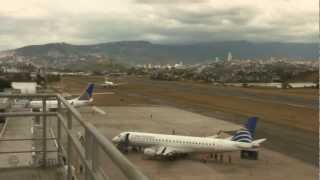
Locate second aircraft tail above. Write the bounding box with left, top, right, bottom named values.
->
left=78, top=83, right=94, bottom=101
left=231, top=117, right=257, bottom=143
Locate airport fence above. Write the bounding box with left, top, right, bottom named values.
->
left=0, top=93, right=149, bottom=180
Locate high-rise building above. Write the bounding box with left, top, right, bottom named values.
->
left=227, top=52, right=232, bottom=61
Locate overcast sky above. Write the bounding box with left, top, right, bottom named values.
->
left=0, top=0, right=317, bottom=50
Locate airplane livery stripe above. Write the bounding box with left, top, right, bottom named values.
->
left=232, top=132, right=252, bottom=138
left=238, top=139, right=252, bottom=143
left=231, top=129, right=253, bottom=143
left=232, top=134, right=252, bottom=141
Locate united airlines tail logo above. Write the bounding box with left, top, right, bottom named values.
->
left=78, top=83, right=94, bottom=100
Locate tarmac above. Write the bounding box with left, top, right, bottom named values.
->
left=0, top=106, right=63, bottom=180
left=79, top=105, right=317, bottom=180
left=0, top=114, right=33, bottom=168
left=0, top=104, right=316, bottom=180
left=0, top=167, right=61, bottom=180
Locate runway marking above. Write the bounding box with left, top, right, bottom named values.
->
left=66, top=92, right=115, bottom=96
left=93, top=92, right=115, bottom=95
left=237, top=96, right=315, bottom=109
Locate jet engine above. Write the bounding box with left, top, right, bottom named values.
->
left=143, top=148, right=157, bottom=157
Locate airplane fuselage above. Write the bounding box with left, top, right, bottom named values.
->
left=29, top=98, right=92, bottom=110
left=114, top=132, right=253, bottom=154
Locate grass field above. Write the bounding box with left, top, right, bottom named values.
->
left=57, top=75, right=318, bottom=132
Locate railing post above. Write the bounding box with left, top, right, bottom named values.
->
left=84, top=129, right=92, bottom=180
left=92, top=139, right=98, bottom=172
left=57, top=98, right=62, bottom=164
left=67, top=110, right=73, bottom=180
left=42, top=97, right=47, bottom=168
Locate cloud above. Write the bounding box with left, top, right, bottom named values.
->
left=135, top=0, right=209, bottom=4
left=0, top=0, right=317, bottom=50
left=156, top=7, right=257, bottom=26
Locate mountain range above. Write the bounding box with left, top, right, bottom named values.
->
left=1, top=41, right=317, bottom=65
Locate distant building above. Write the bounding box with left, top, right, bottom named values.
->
left=5, top=67, right=20, bottom=73
left=174, top=62, right=184, bottom=69
left=227, top=52, right=232, bottom=62
left=11, top=82, right=37, bottom=94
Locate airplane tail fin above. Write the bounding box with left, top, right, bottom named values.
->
left=251, top=138, right=267, bottom=148
left=231, top=117, right=257, bottom=143
left=244, top=117, right=257, bottom=136
left=235, top=138, right=267, bottom=149
left=78, top=83, right=94, bottom=101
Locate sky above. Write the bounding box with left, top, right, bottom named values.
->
left=0, top=0, right=317, bottom=50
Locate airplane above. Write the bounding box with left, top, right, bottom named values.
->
left=112, top=117, right=266, bottom=160
left=99, top=78, right=126, bottom=88
left=28, top=83, right=94, bottom=111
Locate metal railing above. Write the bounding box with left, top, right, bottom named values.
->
left=0, top=94, right=149, bottom=180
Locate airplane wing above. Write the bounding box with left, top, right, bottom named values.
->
left=91, top=106, right=106, bottom=115
left=206, top=130, right=237, bottom=139
left=115, top=82, right=127, bottom=86
left=206, top=135, right=220, bottom=138
left=99, top=83, right=111, bottom=86
left=154, top=146, right=192, bottom=157
left=98, top=84, right=117, bottom=88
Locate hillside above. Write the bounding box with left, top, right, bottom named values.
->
left=2, top=41, right=318, bottom=65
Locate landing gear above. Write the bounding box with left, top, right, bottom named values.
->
left=168, top=156, right=177, bottom=161
left=116, top=143, right=129, bottom=154
left=240, top=150, right=258, bottom=160
left=200, top=154, right=209, bottom=163
left=167, top=153, right=187, bottom=161
left=132, top=147, right=139, bottom=152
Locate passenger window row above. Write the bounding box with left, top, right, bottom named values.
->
left=132, top=136, right=215, bottom=146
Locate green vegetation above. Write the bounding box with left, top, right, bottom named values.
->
left=0, top=78, right=11, bottom=90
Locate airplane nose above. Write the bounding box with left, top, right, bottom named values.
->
left=112, top=136, right=120, bottom=143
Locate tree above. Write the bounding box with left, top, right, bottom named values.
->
left=0, top=79, right=11, bottom=91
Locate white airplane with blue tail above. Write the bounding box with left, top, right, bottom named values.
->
left=29, top=83, right=95, bottom=110
left=112, top=117, right=266, bottom=160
